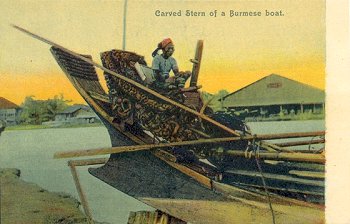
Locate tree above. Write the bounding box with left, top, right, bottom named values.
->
left=201, top=89, right=230, bottom=112
left=20, top=95, right=70, bottom=124
left=217, top=89, right=229, bottom=110
left=46, top=94, right=70, bottom=121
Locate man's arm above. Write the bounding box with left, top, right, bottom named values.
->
left=153, top=69, right=166, bottom=82
left=152, top=56, right=164, bottom=81
left=171, top=58, right=179, bottom=76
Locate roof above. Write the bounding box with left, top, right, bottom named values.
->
left=76, top=114, right=98, bottom=119
left=60, top=104, right=90, bottom=114
left=0, top=97, right=20, bottom=109
left=221, top=74, right=325, bottom=107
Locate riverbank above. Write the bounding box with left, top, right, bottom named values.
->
left=0, top=168, right=107, bottom=224
left=244, top=113, right=325, bottom=122
left=6, top=123, right=103, bottom=131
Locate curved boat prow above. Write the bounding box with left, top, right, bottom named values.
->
left=14, top=25, right=325, bottom=209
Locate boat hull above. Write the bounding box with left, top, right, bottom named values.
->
left=50, top=46, right=324, bottom=205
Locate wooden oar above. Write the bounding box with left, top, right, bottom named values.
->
left=54, top=131, right=325, bottom=159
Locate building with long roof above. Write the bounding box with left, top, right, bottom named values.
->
left=54, top=104, right=99, bottom=124
left=220, top=74, right=325, bottom=118
left=0, top=97, right=21, bottom=125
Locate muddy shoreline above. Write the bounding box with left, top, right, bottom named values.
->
left=0, top=168, right=108, bottom=224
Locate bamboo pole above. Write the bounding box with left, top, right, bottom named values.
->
left=69, top=158, right=109, bottom=167
left=66, top=158, right=108, bottom=224
left=257, top=131, right=325, bottom=140
left=275, top=139, right=325, bottom=147
left=53, top=137, right=245, bottom=159
left=54, top=131, right=325, bottom=159
left=68, top=161, right=95, bottom=224
left=225, top=150, right=325, bottom=164
left=288, top=170, right=325, bottom=179
left=261, top=142, right=293, bottom=153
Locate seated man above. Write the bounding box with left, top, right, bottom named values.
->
left=151, top=38, right=190, bottom=90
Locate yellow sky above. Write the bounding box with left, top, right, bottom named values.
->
left=0, top=0, right=325, bottom=105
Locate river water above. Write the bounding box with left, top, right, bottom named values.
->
left=0, top=120, right=325, bottom=223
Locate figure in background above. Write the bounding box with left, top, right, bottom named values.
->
left=151, top=38, right=191, bottom=90
left=0, top=119, right=6, bottom=136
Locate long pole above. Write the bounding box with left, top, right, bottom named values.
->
left=122, top=0, right=128, bottom=50
left=54, top=131, right=325, bottom=159
left=68, top=161, right=95, bottom=224
left=225, top=150, right=325, bottom=164
left=11, top=24, right=242, bottom=137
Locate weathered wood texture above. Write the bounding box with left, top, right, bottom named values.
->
left=127, top=211, right=186, bottom=224
left=142, top=198, right=324, bottom=224
left=225, top=150, right=325, bottom=163
left=190, top=40, right=203, bottom=87
left=68, top=162, right=94, bottom=224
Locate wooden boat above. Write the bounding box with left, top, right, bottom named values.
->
left=13, top=26, right=325, bottom=218
left=49, top=43, right=325, bottom=203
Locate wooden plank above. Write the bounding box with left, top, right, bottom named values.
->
left=261, top=142, right=293, bottom=152
left=190, top=40, right=203, bottom=87
left=142, top=198, right=324, bottom=224
left=232, top=182, right=324, bottom=196
left=289, top=170, right=325, bottom=179
left=160, top=213, right=169, bottom=224
left=259, top=143, right=278, bottom=152
left=88, top=91, right=110, bottom=103
left=69, top=158, right=108, bottom=167
left=225, top=150, right=325, bottom=164
left=68, top=162, right=95, bottom=224
left=211, top=181, right=325, bottom=209
left=225, top=169, right=324, bottom=187
left=257, top=131, right=325, bottom=140
left=154, top=150, right=213, bottom=189
left=275, top=139, right=325, bottom=147
left=128, top=211, right=136, bottom=224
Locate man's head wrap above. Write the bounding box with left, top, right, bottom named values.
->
left=152, top=38, right=173, bottom=57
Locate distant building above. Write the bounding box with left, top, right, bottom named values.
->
left=0, top=97, right=21, bottom=125
left=220, top=74, right=325, bottom=119
left=55, top=104, right=99, bottom=124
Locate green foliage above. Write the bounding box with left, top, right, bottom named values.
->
left=20, top=94, right=70, bottom=124
left=201, top=89, right=230, bottom=112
